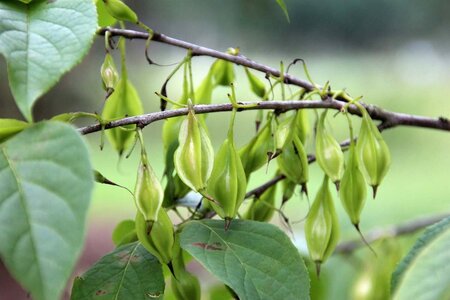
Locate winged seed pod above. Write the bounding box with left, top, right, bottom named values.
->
left=244, top=182, right=277, bottom=222
left=239, top=119, right=274, bottom=178
left=134, top=151, right=163, bottom=225
left=277, top=135, right=309, bottom=195
left=102, top=78, right=143, bottom=156
left=174, top=103, right=214, bottom=193
left=281, top=178, right=297, bottom=206
left=356, top=107, right=391, bottom=198
left=315, top=110, right=344, bottom=189
left=339, top=142, right=367, bottom=227
left=102, top=0, right=138, bottom=23
left=135, top=208, right=174, bottom=265
left=100, top=53, right=119, bottom=95
left=171, top=245, right=201, bottom=300
left=208, top=113, right=247, bottom=226
left=274, top=113, right=296, bottom=152
left=244, top=67, right=266, bottom=98
left=305, top=176, right=340, bottom=276
left=295, top=108, right=310, bottom=145
left=211, top=58, right=235, bottom=86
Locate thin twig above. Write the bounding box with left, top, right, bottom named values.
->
left=335, top=213, right=450, bottom=254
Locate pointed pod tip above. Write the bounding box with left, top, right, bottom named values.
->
left=372, top=185, right=379, bottom=199
left=145, top=220, right=154, bottom=235
left=224, top=218, right=232, bottom=231
left=315, top=261, right=322, bottom=277
left=334, top=180, right=340, bottom=192
left=301, top=183, right=308, bottom=197
left=167, top=261, right=177, bottom=279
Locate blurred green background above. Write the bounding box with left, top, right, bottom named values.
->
left=1, top=0, right=450, bottom=299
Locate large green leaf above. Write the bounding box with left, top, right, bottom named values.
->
left=71, top=242, right=165, bottom=300
left=392, top=216, right=450, bottom=300
left=180, top=219, right=310, bottom=300
left=0, top=122, right=94, bottom=300
left=0, top=0, right=97, bottom=121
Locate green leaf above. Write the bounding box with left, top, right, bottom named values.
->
left=0, top=122, right=93, bottom=300
left=275, top=0, right=290, bottom=23
left=71, top=242, right=165, bottom=300
left=392, top=216, right=450, bottom=300
left=0, top=0, right=97, bottom=121
left=180, top=219, right=310, bottom=300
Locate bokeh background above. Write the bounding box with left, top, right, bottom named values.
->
left=1, top=0, right=450, bottom=299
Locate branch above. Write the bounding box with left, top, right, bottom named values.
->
left=335, top=213, right=450, bottom=254
left=78, top=99, right=450, bottom=135
left=97, top=27, right=316, bottom=92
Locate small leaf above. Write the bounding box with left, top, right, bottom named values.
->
left=71, top=242, right=165, bottom=300
left=391, top=216, right=450, bottom=300
left=0, top=122, right=93, bottom=300
left=0, top=0, right=97, bottom=121
left=275, top=0, right=290, bottom=23
left=180, top=219, right=310, bottom=300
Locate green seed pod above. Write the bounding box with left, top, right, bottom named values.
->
left=100, top=53, right=119, bottom=93
left=111, top=219, right=137, bottom=247
left=102, top=78, right=143, bottom=156
left=211, top=59, right=235, bottom=86
left=281, top=178, right=297, bottom=206
left=239, top=119, right=274, bottom=177
left=194, top=70, right=214, bottom=105
left=305, top=176, right=340, bottom=275
left=134, top=152, right=164, bottom=224
left=244, top=67, right=266, bottom=98
left=315, top=110, right=345, bottom=188
left=174, top=105, right=214, bottom=192
left=0, top=119, right=29, bottom=143
left=277, top=135, right=309, bottom=194
left=356, top=108, right=391, bottom=198
left=208, top=138, right=247, bottom=222
left=135, top=208, right=174, bottom=265
left=244, top=182, right=277, bottom=222
left=339, top=142, right=367, bottom=227
left=295, top=109, right=310, bottom=145
left=102, top=0, right=138, bottom=23
left=172, top=271, right=201, bottom=300
left=274, top=113, right=296, bottom=152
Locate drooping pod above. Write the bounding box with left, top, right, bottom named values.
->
left=305, top=176, right=340, bottom=276
left=211, top=48, right=237, bottom=86
left=356, top=106, right=391, bottom=198
left=174, top=102, right=214, bottom=193
left=281, top=178, right=297, bottom=206
left=339, top=141, right=367, bottom=228
left=134, top=143, right=163, bottom=226
left=208, top=111, right=247, bottom=227
left=135, top=208, right=174, bottom=266
left=277, top=135, right=309, bottom=195
left=102, top=0, right=138, bottom=23
left=274, top=113, right=297, bottom=152
left=102, top=38, right=143, bottom=156
left=295, top=108, right=310, bottom=145
left=315, top=110, right=344, bottom=189
left=244, top=67, right=266, bottom=98
left=239, top=118, right=274, bottom=178
left=100, top=53, right=119, bottom=96
left=244, top=182, right=277, bottom=222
